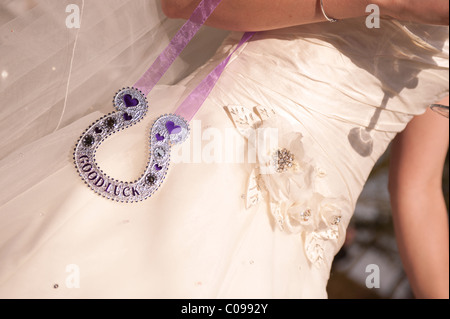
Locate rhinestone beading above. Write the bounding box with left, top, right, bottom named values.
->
left=273, top=148, right=295, bottom=173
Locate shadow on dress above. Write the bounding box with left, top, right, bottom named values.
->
left=279, top=18, right=448, bottom=157
left=339, top=20, right=447, bottom=157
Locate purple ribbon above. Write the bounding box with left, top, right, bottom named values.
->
left=134, top=0, right=256, bottom=121
left=175, top=31, right=255, bottom=121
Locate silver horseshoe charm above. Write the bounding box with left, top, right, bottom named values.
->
left=74, top=87, right=189, bottom=202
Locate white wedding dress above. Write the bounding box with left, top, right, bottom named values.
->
left=0, top=0, right=448, bottom=299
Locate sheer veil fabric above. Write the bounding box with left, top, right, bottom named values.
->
left=0, top=1, right=448, bottom=298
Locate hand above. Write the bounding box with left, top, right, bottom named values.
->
left=378, top=0, right=449, bottom=25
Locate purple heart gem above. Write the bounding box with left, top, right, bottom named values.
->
left=123, top=94, right=139, bottom=107
left=154, top=164, right=163, bottom=171
left=166, top=121, right=182, bottom=135
left=94, top=127, right=103, bottom=134
left=123, top=113, right=132, bottom=121
left=155, top=133, right=165, bottom=141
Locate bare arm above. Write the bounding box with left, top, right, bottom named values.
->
left=161, top=0, right=449, bottom=31
left=161, top=0, right=374, bottom=31
left=389, top=97, right=449, bottom=299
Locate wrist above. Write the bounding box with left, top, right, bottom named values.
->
left=323, top=0, right=384, bottom=21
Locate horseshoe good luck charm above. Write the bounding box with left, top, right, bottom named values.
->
left=74, top=87, right=189, bottom=203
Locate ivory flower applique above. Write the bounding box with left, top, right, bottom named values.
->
left=225, top=105, right=349, bottom=268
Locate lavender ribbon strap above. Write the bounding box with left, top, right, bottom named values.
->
left=135, top=0, right=255, bottom=121
left=175, top=31, right=255, bottom=121
left=134, top=0, right=224, bottom=96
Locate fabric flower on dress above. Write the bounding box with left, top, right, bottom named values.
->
left=225, top=105, right=349, bottom=268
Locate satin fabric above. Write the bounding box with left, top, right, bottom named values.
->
left=0, top=1, right=448, bottom=298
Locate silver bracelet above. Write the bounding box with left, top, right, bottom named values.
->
left=320, top=0, right=338, bottom=23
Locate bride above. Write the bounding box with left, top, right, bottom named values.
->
left=0, top=0, right=448, bottom=298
